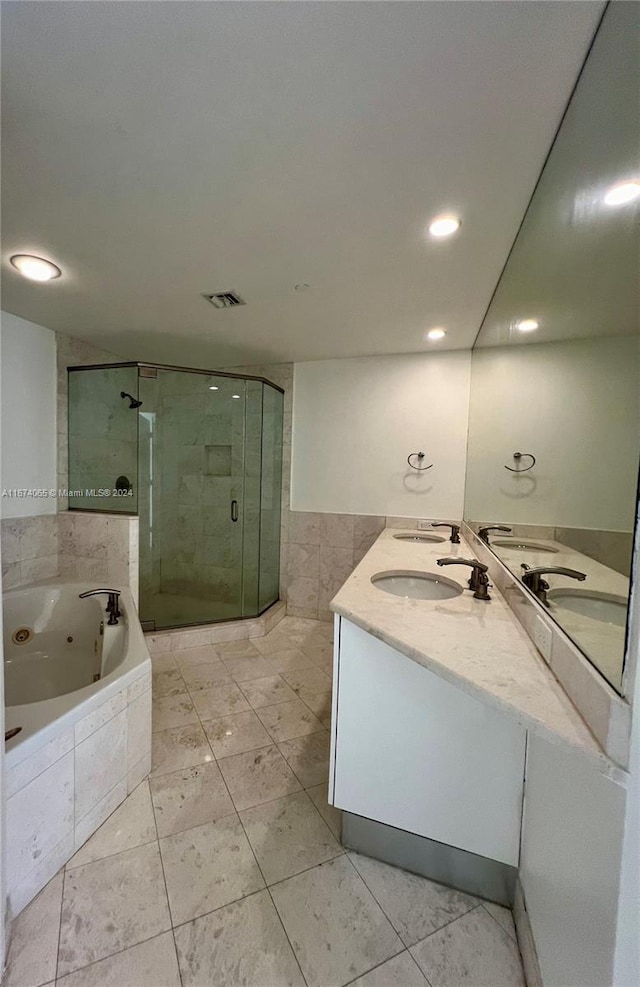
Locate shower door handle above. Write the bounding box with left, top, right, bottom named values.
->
left=231, top=500, right=239, bottom=523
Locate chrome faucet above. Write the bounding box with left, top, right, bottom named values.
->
left=432, top=523, right=461, bottom=544
left=478, top=525, right=512, bottom=544
left=436, top=558, right=491, bottom=601
left=79, top=588, right=122, bottom=625
left=520, top=565, right=586, bottom=607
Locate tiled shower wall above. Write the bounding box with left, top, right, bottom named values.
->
left=56, top=331, right=123, bottom=510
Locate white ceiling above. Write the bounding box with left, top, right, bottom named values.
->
left=1, top=1, right=604, bottom=367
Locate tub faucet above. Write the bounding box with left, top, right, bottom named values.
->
left=431, top=523, right=461, bottom=544
left=520, top=564, right=586, bottom=607
left=436, top=558, right=491, bottom=601
left=79, top=588, right=121, bottom=625
left=478, top=525, right=512, bottom=544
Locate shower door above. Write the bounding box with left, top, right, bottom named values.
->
left=138, top=368, right=249, bottom=630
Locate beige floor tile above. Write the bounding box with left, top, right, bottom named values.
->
left=240, top=791, right=342, bottom=884
left=300, top=638, right=334, bottom=663
left=160, top=814, right=264, bottom=926
left=253, top=631, right=299, bottom=656
left=151, top=652, right=178, bottom=673
left=349, top=852, right=478, bottom=946
left=152, top=693, right=199, bottom=733
left=174, top=644, right=221, bottom=669
left=281, top=666, right=332, bottom=695
left=239, top=675, right=298, bottom=709
left=3, top=871, right=63, bottom=987
left=350, top=951, right=428, bottom=986
left=58, top=842, right=171, bottom=976
left=222, top=654, right=276, bottom=681
left=218, top=745, right=302, bottom=811
left=150, top=761, right=235, bottom=837
left=257, top=699, right=323, bottom=743
left=189, top=681, right=251, bottom=719
left=307, top=782, right=343, bottom=840
left=299, top=689, right=332, bottom=725
left=68, top=782, right=157, bottom=869
left=151, top=723, right=214, bottom=778
left=56, top=931, right=181, bottom=987
left=215, top=639, right=261, bottom=659
left=410, top=906, right=525, bottom=986
left=277, top=731, right=331, bottom=787
left=266, top=649, right=316, bottom=674
left=180, top=660, right=233, bottom=692
left=202, top=709, right=272, bottom=758
left=270, top=855, right=402, bottom=987
left=152, top=668, right=188, bottom=699
left=483, top=901, right=517, bottom=941
left=174, top=889, right=304, bottom=987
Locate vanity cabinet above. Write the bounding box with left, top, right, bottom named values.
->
left=329, top=617, right=526, bottom=866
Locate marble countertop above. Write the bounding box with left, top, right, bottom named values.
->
left=331, top=528, right=611, bottom=767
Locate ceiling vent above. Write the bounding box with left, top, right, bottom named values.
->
left=203, top=291, right=246, bottom=309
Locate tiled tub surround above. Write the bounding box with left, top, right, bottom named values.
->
left=4, top=583, right=152, bottom=917
left=463, top=523, right=633, bottom=768
left=1, top=512, right=139, bottom=602
left=0, top=513, right=58, bottom=590
left=2, top=615, right=526, bottom=987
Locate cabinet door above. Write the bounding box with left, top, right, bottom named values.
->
left=331, top=619, right=526, bottom=866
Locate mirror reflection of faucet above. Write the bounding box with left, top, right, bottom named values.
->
left=520, top=564, right=586, bottom=607
left=478, top=525, right=512, bottom=544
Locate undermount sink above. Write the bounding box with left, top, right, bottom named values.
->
left=548, top=589, right=627, bottom=627
left=492, top=539, right=558, bottom=554
left=371, top=570, right=463, bottom=601
left=393, top=533, right=446, bottom=543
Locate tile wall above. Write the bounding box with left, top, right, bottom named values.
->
left=0, top=513, right=138, bottom=601
left=5, top=663, right=151, bottom=916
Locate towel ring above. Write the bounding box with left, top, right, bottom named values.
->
left=407, top=451, right=433, bottom=471
left=504, top=452, right=536, bottom=473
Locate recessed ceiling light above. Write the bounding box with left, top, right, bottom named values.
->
left=232, top=394, right=241, bottom=399
left=209, top=386, right=218, bottom=391
left=428, top=215, right=461, bottom=239
left=10, top=254, right=61, bottom=281
left=426, top=328, right=447, bottom=341
left=516, top=319, right=539, bottom=333
left=604, top=180, right=640, bottom=206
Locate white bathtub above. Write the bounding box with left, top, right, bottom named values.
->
left=3, top=579, right=152, bottom=916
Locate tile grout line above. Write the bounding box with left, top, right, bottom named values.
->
left=231, top=789, right=311, bottom=987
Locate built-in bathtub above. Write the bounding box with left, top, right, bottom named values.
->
left=3, top=580, right=152, bottom=916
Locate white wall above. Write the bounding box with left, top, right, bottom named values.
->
left=0, top=312, right=57, bottom=518
left=520, top=735, right=627, bottom=987
left=614, top=500, right=640, bottom=986
left=291, top=351, right=471, bottom=518
left=465, top=336, right=640, bottom=530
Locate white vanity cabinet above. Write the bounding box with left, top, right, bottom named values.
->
left=329, top=617, right=527, bottom=866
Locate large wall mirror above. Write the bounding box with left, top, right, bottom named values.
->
left=464, top=1, right=640, bottom=696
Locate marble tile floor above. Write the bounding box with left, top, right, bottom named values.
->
left=2, top=617, right=525, bottom=987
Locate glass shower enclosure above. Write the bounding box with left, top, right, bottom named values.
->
left=68, top=362, right=283, bottom=630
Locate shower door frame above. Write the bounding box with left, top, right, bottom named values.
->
left=67, top=361, right=285, bottom=629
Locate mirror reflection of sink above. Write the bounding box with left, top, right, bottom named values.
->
left=393, top=533, right=446, bottom=543
left=547, top=589, right=627, bottom=627
left=371, top=570, right=463, bottom=601
left=492, top=540, right=558, bottom=554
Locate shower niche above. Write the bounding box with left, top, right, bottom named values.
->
left=68, top=363, right=284, bottom=630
